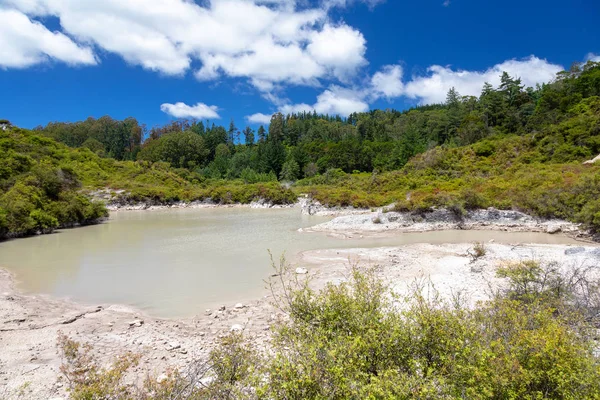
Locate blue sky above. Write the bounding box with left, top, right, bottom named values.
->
left=0, top=0, right=598, bottom=130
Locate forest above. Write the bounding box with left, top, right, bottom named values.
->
left=1, top=61, right=600, bottom=239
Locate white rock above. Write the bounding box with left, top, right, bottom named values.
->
left=234, top=303, right=244, bottom=309
left=230, top=324, right=244, bottom=332
left=546, top=225, right=561, bottom=234
left=295, top=267, right=308, bottom=275
left=128, top=320, right=144, bottom=327
left=166, top=342, right=181, bottom=351
left=157, top=373, right=168, bottom=384
left=200, top=376, right=215, bottom=386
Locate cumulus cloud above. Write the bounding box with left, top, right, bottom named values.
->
left=0, top=8, right=96, bottom=68
left=371, top=56, right=563, bottom=104
left=160, top=102, right=221, bottom=119
left=370, top=64, right=404, bottom=98
left=307, top=24, right=367, bottom=80
left=246, top=113, right=274, bottom=124
left=247, top=55, right=567, bottom=122
left=278, top=86, right=368, bottom=116
left=2, top=0, right=368, bottom=89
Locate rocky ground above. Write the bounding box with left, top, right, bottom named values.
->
left=0, top=269, right=278, bottom=399
left=302, top=206, right=590, bottom=240
left=88, top=189, right=296, bottom=212
left=1, top=203, right=599, bottom=399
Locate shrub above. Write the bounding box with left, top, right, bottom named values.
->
left=58, top=332, right=140, bottom=400
left=468, top=241, right=487, bottom=261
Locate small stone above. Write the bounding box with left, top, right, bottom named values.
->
left=157, top=374, right=168, bottom=384
left=219, top=305, right=226, bottom=311
left=546, top=224, right=561, bottom=234
left=129, top=320, right=144, bottom=327
left=200, top=376, right=215, bottom=386
left=565, top=247, right=586, bottom=255
left=295, top=267, right=308, bottom=275
left=167, top=342, right=181, bottom=351
left=230, top=324, right=244, bottom=332
left=234, top=303, right=244, bottom=309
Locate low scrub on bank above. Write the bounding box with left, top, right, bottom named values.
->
left=58, top=259, right=600, bottom=399
left=0, top=128, right=296, bottom=239
left=0, top=128, right=107, bottom=239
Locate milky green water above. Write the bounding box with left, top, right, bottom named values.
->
left=0, top=207, right=583, bottom=317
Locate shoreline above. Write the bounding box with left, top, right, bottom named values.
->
left=1, top=206, right=599, bottom=398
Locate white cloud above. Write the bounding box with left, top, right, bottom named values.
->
left=245, top=86, right=368, bottom=123
left=307, top=24, right=367, bottom=80
left=280, top=86, right=369, bottom=116
left=160, top=102, right=221, bottom=119
left=398, top=56, right=562, bottom=104
left=247, top=55, right=566, bottom=121
left=246, top=113, right=274, bottom=124
left=2, top=0, right=368, bottom=89
left=0, top=8, right=96, bottom=68
left=371, top=64, right=404, bottom=98
left=585, top=53, right=600, bottom=62
left=322, top=0, right=386, bottom=10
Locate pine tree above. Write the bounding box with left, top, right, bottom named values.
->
left=269, top=112, right=284, bottom=143
left=243, top=126, right=255, bottom=146
left=257, top=125, right=266, bottom=143
left=227, top=119, right=238, bottom=145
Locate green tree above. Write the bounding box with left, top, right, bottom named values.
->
left=243, top=126, right=255, bottom=146
left=257, top=125, right=266, bottom=143
left=269, top=112, right=284, bottom=143
left=279, top=159, right=300, bottom=181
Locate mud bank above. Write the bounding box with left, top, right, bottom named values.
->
left=302, top=206, right=591, bottom=240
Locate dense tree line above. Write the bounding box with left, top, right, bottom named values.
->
left=35, top=62, right=600, bottom=184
